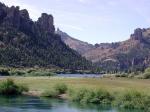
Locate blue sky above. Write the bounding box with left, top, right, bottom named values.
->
left=1, top=0, right=150, bottom=44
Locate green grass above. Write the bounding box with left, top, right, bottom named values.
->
left=3, top=77, right=149, bottom=94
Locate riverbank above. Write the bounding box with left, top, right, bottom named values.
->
left=0, top=77, right=150, bottom=110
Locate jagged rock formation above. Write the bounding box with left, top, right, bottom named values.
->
left=0, top=2, right=92, bottom=69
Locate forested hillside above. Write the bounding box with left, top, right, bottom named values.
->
left=0, top=2, right=92, bottom=70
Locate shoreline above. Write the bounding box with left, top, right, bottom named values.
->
left=23, top=91, right=68, bottom=99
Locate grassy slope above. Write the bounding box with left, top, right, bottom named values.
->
left=1, top=77, right=149, bottom=95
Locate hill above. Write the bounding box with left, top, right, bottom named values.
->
left=0, top=2, right=92, bottom=70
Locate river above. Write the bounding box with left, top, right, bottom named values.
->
left=0, top=96, right=143, bottom=112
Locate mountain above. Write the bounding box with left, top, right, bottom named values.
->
left=0, top=2, right=92, bottom=70
left=58, top=27, right=150, bottom=72
left=56, top=29, right=94, bottom=55
left=84, top=28, right=150, bottom=72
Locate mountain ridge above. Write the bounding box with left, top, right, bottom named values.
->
left=0, top=2, right=92, bottom=70
left=58, top=27, right=150, bottom=72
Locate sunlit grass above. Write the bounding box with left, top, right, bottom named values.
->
left=0, top=77, right=149, bottom=95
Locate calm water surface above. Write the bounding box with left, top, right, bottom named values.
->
left=56, top=74, right=102, bottom=78
left=0, top=96, right=143, bottom=112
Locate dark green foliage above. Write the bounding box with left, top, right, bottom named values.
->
left=115, top=73, right=128, bottom=78
left=42, top=89, right=59, bottom=98
left=42, top=83, right=68, bottom=98
left=115, top=91, right=150, bottom=110
left=70, top=88, right=114, bottom=104
left=143, top=68, right=150, bottom=79
left=54, top=83, right=68, bottom=94
left=0, top=79, right=28, bottom=95
left=0, top=68, right=10, bottom=76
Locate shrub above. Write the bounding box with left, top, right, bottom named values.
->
left=9, top=70, right=26, bottom=76
left=0, top=79, right=28, bottom=95
left=71, top=88, right=88, bottom=102
left=115, top=90, right=150, bottom=110
left=142, top=68, right=150, bottom=79
left=42, top=89, right=59, bottom=98
left=42, top=83, right=68, bottom=98
left=143, top=72, right=150, bottom=79
left=28, top=71, right=55, bottom=76
left=115, top=73, right=128, bottom=77
left=54, top=83, right=68, bottom=94
left=70, top=88, right=114, bottom=105
left=0, top=68, right=10, bottom=76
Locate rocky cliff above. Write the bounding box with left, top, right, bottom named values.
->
left=0, top=2, right=92, bottom=70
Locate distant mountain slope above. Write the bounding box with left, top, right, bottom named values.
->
left=83, top=28, right=150, bottom=71
left=0, top=2, right=92, bottom=70
left=58, top=27, right=150, bottom=71
left=56, top=29, right=94, bottom=54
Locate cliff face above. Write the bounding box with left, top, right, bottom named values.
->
left=0, top=2, right=92, bottom=69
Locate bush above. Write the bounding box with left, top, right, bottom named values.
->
left=9, top=70, right=26, bottom=76
left=143, top=72, right=150, bottom=79
left=42, top=89, right=59, bottom=98
left=0, top=79, right=28, bottom=95
left=43, top=83, right=68, bottom=98
left=54, top=83, right=68, bottom=94
left=115, top=90, right=150, bottom=110
left=70, top=88, right=114, bottom=105
left=0, top=68, right=10, bottom=76
left=115, top=73, right=128, bottom=77
left=28, top=71, right=55, bottom=76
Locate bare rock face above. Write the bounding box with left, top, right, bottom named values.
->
left=4, top=6, right=21, bottom=29
left=0, top=3, right=7, bottom=23
left=19, top=9, right=35, bottom=35
left=20, top=9, right=29, bottom=19
left=131, top=28, right=143, bottom=40
left=37, top=13, right=55, bottom=33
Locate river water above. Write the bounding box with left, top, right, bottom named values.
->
left=0, top=96, right=143, bottom=112
left=56, top=74, right=102, bottom=78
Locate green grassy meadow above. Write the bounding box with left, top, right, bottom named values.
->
left=0, top=77, right=149, bottom=95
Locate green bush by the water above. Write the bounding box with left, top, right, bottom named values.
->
left=69, top=88, right=114, bottom=104
left=67, top=88, right=150, bottom=110
left=0, top=79, right=28, bottom=95
left=42, top=89, right=59, bottom=98
left=114, top=90, right=150, bottom=110
left=54, top=83, right=68, bottom=94
left=42, top=83, right=68, bottom=97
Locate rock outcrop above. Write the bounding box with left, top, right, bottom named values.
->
left=131, top=28, right=143, bottom=41
left=37, top=13, right=55, bottom=34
